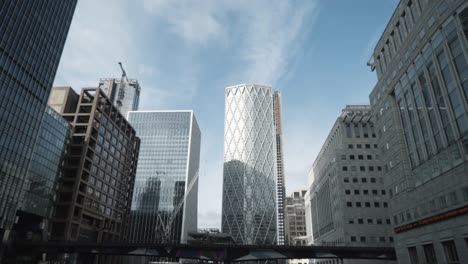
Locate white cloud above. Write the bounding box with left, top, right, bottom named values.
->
left=142, top=0, right=225, bottom=44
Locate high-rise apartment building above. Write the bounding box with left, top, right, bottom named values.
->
left=307, top=105, right=394, bottom=264
left=274, top=91, right=286, bottom=245
left=222, top=84, right=279, bottom=245
left=14, top=106, right=71, bottom=242
left=50, top=87, right=140, bottom=243
left=127, top=111, right=201, bottom=244
left=368, top=0, right=468, bottom=263
left=99, top=78, right=141, bottom=118
left=0, top=1, right=77, bottom=239
left=285, top=190, right=307, bottom=245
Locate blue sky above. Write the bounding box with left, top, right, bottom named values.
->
left=54, top=0, right=399, bottom=228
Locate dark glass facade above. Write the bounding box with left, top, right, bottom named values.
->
left=0, top=1, right=77, bottom=235
left=12, top=106, right=71, bottom=242
left=127, top=111, right=201, bottom=244
left=24, top=106, right=71, bottom=218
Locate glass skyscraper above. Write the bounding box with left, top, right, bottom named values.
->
left=222, top=84, right=279, bottom=245
left=15, top=106, right=71, bottom=241
left=0, top=1, right=77, bottom=237
left=99, top=78, right=141, bottom=119
left=127, top=111, right=201, bottom=243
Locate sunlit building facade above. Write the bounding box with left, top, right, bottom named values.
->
left=99, top=78, right=141, bottom=119
left=222, top=84, right=278, bottom=245
left=369, top=0, right=468, bottom=263
left=127, top=111, right=201, bottom=244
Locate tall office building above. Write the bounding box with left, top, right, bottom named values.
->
left=285, top=190, right=307, bottom=245
left=308, top=105, right=394, bottom=264
left=368, top=0, right=468, bottom=263
left=274, top=91, right=286, bottom=245
left=50, top=87, right=140, bottom=243
left=0, top=1, right=77, bottom=239
left=127, top=111, right=201, bottom=244
left=99, top=78, right=141, bottom=118
left=222, top=84, right=279, bottom=245
left=14, top=106, right=71, bottom=242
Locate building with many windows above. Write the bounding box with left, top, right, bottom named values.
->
left=274, top=91, right=287, bottom=245
left=0, top=1, right=77, bottom=240
left=285, top=190, right=307, bottom=245
left=13, top=106, right=71, bottom=242
left=368, top=0, right=468, bottom=263
left=50, top=87, right=140, bottom=243
left=99, top=78, right=141, bottom=119
left=127, top=111, right=201, bottom=244
left=222, top=84, right=279, bottom=245
left=307, top=105, right=394, bottom=264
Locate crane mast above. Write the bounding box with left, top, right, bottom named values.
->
left=116, top=61, right=129, bottom=110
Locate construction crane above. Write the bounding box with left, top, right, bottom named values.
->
left=116, top=61, right=129, bottom=110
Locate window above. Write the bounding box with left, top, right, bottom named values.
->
left=381, top=190, right=386, bottom=195
left=386, top=219, right=391, bottom=225
left=372, top=190, right=378, bottom=195
left=365, top=144, right=371, bottom=149
left=369, top=166, right=374, bottom=171
left=347, top=202, right=352, bottom=207
left=345, top=190, right=351, bottom=195
left=350, top=155, right=355, bottom=160
left=377, top=166, right=382, bottom=171
left=442, top=240, right=459, bottom=263
left=371, top=178, right=376, bottom=183
left=356, top=202, right=362, bottom=207
left=360, top=166, right=365, bottom=171
left=351, top=166, right=357, bottom=171
left=377, top=219, right=383, bottom=225
left=360, top=236, right=366, bottom=242
left=358, top=218, right=364, bottom=224
left=365, top=202, right=371, bottom=207
left=358, top=155, right=364, bottom=160
left=343, top=166, right=348, bottom=171
left=363, top=190, right=369, bottom=195
left=374, top=144, right=378, bottom=148
left=348, top=218, right=354, bottom=224
left=379, top=237, right=386, bottom=242
left=341, top=155, right=346, bottom=160
left=384, top=202, right=388, bottom=208
left=351, top=236, right=356, bottom=242
left=367, top=219, right=373, bottom=224
left=354, top=190, right=360, bottom=195
left=408, top=247, right=419, bottom=264
left=344, top=178, right=349, bottom=183
left=348, top=144, right=353, bottom=149
left=375, top=202, right=380, bottom=207
left=362, top=178, right=367, bottom=183
left=449, top=191, right=458, bottom=205
left=353, top=178, right=358, bottom=183
left=357, top=144, right=362, bottom=149
left=367, top=155, right=372, bottom=160
left=423, top=244, right=437, bottom=264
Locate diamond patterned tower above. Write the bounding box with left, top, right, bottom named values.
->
left=222, top=84, right=278, bottom=245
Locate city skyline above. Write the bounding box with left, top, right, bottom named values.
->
left=53, top=0, right=400, bottom=229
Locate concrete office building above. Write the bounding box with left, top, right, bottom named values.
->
left=274, top=91, right=287, bottom=245
left=50, top=87, right=140, bottom=243
left=222, top=84, right=279, bottom=245
left=14, top=106, right=71, bottom=242
left=99, top=78, right=141, bottom=119
left=0, top=1, right=77, bottom=240
left=285, top=190, right=307, bottom=245
left=127, top=111, right=201, bottom=244
left=308, top=105, right=394, bottom=264
left=368, top=0, right=468, bottom=263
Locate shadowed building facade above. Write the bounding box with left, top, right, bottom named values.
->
left=50, top=87, right=140, bottom=243
left=0, top=1, right=77, bottom=240
left=127, top=111, right=201, bottom=244
left=222, top=84, right=279, bottom=245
